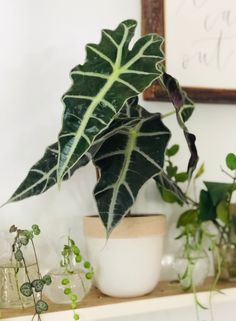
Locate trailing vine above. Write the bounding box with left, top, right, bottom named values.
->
left=10, top=224, right=52, bottom=321
left=60, top=237, right=94, bottom=320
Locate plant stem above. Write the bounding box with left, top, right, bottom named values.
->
left=22, top=257, right=38, bottom=319
left=161, top=110, right=176, bottom=119
left=14, top=266, right=24, bottom=309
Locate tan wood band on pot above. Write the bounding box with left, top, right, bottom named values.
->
left=83, top=215, right=166, bottom=239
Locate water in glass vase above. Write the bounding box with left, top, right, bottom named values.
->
left=0, top=262, right=39, bottom=309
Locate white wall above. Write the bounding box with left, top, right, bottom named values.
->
left=0, top=0, right=236, bottom=274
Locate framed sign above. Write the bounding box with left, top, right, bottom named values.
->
left=142, top=0, right=236, bottom=103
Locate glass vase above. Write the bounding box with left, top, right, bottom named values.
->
left=215, top=243, right=236, bottom=281
left=0, top=262, right=39, bottom=309
left=173, top=249, right=209, bottom=289
left=0, top=232, right=40, bottom=309
left=44, top=267, right=92, bottom=304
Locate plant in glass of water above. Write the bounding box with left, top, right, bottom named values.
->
left=156, top=144, right=210, bottom=284
left=199, top=152, right=236, bottom=281
left=10, top=224, right=51, bottom=321
left=156, top=145, right=219, bottom=316
left=46, top=237, right=93, bottom=321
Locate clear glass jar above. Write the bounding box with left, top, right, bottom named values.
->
left=0, top=232, right=40, bottom=309
left=45, top=268, right=92, bottom=304
left=173, top=249, right=209, bottom=289
left=0, top=262, right=39, bottom=309
left=215, top=243, right=236, bottom=281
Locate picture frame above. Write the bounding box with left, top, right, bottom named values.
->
left=142, top=0, right=236, bottom=103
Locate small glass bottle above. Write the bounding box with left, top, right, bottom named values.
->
left=173, top=249, right=209, bottom=289
left=0, top=232, right=39, bottom=309
left=45, top=267, right=92, bottom=304
left=215, top=242, right=236, bottom=281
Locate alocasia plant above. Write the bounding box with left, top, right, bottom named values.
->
left=4, top=20, right=198, bottom=235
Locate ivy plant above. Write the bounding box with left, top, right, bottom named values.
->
left=199, top=152, right=236, bottom=244
left=4, top=20, right=198, bottom=235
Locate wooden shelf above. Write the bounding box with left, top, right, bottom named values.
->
left=1, top=278, right=236, bottom=320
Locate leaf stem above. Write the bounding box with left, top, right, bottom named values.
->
left=161, top=110, right=176, bottom=119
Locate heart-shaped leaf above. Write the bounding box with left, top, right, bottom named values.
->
left=35, top=300, right=48, bottom=314
left=177, top=209, right=199, bottom=228
left=226, top=153, right=236, bottom=171
left=204, top=181, right=233, bottom=206
left=154, top=171, right=187, bottom=205
left=31, top=279, right=44, bottom=292
left=20, top=282, right=33, bottom=297
left=175, top=172, right=188, bottom=183
left=57, top=19, right=164, bottom=182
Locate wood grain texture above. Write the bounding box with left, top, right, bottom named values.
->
left=1, top=278, right=236, bottom=319
left=141, top=0, right=236, bottom=104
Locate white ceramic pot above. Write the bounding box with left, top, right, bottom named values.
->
left=83, top=215, right=166, bottom=298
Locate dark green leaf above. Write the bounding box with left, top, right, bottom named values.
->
left=177, top=209, right=199, bottom=228
left=199, top=190, right=216, bottom=221
left=166, top=165, right=178, bottom=178
left=6, top=142, right=96, bottom=204
left=6, top=101, right=143, bottom=205
left=57, top=19, right=164, bottom=182
left=20, top=282, right=33, bottom=297
left=166, top=144, right=179, bottom=157
left=204, top=181, right=233, bottom=206
left=175, top=172, right=188, bottom=183
left=42, top=275, right=52, bottom=286
left=226, top=153, right=236, bottom=171
left=94, top=112, right=170, bottom=234
left=35, top=300, right=48, bottom=314
left=31, top=279, right=44, bottom=292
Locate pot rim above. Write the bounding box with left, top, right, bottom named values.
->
left=83, top=214, right=166, bottom=239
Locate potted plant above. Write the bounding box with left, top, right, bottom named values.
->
left=3, top=20, right=198, bottom=297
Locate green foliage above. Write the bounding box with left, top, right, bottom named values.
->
left=199, top=190, right=216, bottom=221
left=175, top=172, right=188, bottom=183
left=20, top=282, right=33, bottom=297
left=177, top=209, right=198, bottom=228
left=194, top=163, right=204, bottom=179
left=60, top=237, right=94, bottom=321
left=156, top=143, right=197, bottom=206
left=226, top=153, right=236, bottom=170
left=5, top=20, right=197, bottom=235
left=216, top=201, right=229, bottom=224
left=160, top=189, right=180, bottom=204
left=204, top=181, right=232, bottom=206
left=166, top=144, right=179, bottom=157
left=9, top=225, right=51, bottom=321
